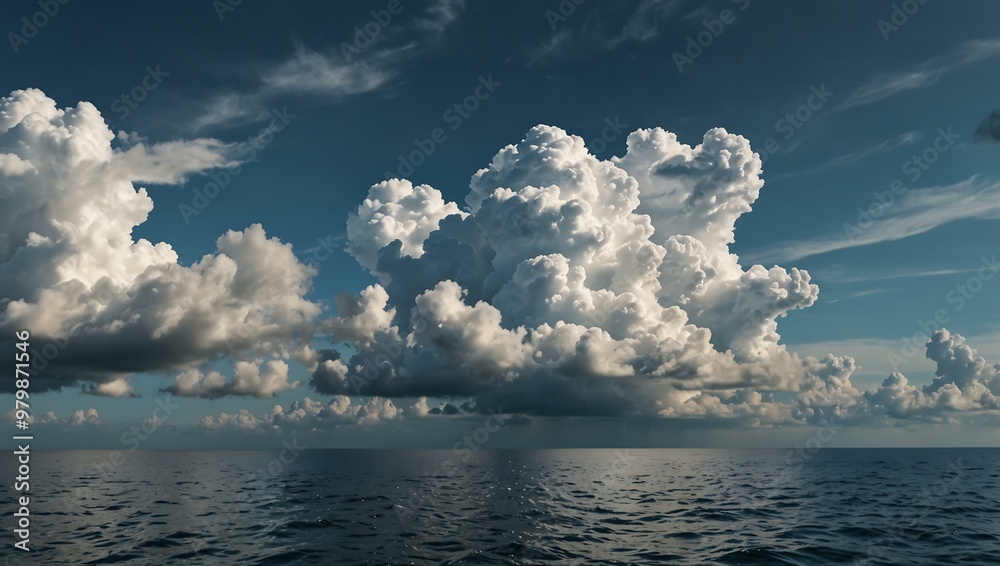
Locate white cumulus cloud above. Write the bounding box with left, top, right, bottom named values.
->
left=166, top=360, right=299, bottom=399
left=0, top=88, right=323, bottom=393
left=326, top=124, right=843, bottom=418
left=202, top=395, right=406, bottom=431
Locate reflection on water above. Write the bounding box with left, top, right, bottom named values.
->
left=0, top=449, right=997, bottom=564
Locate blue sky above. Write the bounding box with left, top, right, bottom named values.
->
left=2, top=0, right=999, bottom=448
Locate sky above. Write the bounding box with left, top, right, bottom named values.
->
left=1, top=0, right=999, bottom=449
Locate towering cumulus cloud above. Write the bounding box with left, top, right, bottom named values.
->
left=0, top=89, right=321, bottom=395
left=325, top=124, right=852, bottom=419
left=865, top=330, right=1000, bottom=421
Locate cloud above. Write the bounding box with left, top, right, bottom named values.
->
left=192, top=2, right=467, bottom=131
left=346, top=179, right=466, bottom=273
left=792, top=331, right=1000, bottom=384
left=418, top=0, right=466, bottom=33
left=840, top=39, right=1000, bottom=110
left=112, top=133, right=241, bottom=183
left=612, top=0, right=683, bottom=44
left=974, top=108, right=1000, bottom=143
left=193, top=44, right=391, bottom=130
left=2, top=407, right=101, bottom=427
left=187, top=93, right=263, bottom=132
left=527, top=30, right=573, bottom=65
left=409, top=396, right=432, bottom=417
left=320, top=123, right=1000, bottom=426
left=840, top=70, right=942, bottom=110
left=166, top=360, right=299, bottom=399
left=0, top=89, right=324, bottom=393
left=810, top=265, right=979, bottom=284
left=864, top=330, right=1000, bottom=420
left=783, top=330, right=1000, bottom=424
left=199, top=409, right=263, bottom=431
left=201, top=395, right=406, bottom=431
left=70, top=408, right=103, bottom=426
left=790, top=337, right=918, bottom=379
left=83, top=377, right=137, bottom=398
left=6, top=87, right=993, bottom=431
left=260, top=43, right=391, bottom=96
left=827, top=288, right=891, bottom=302
left=748, top=177, right=1000, bottom=263
left=199, top=394, right=506, bottom=435
left=775, top=131, right=921, bottom=180
left=320, top=123, right=860, bottom=418
left=528, top=0, right=682, bottom=64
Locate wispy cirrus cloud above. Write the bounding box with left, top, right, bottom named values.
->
left=839, top=70, right=943, bottom=111
left=528, top=0, right=684, bottom=64
left=747, top=177, right=1000, bottom=264
left=822, top=288, right=891, bottom=304
left=191, top=43, right=401, bottom=132
left=839, top=38, right=1000, bottom=111
left=188, top=92, right=269, bottom=132
left=527, top=29, right=573, bottom=64
left=260, top=43, right=392, bottom=96
left=612, top=0, right=684, bottom=44
left=812, top=266, right=980, bottom=284
left=772, top=131, right=921, bottom=180
left=191, top=1, right=466, bottom=131
left=418, top=0, right=466, bottom=33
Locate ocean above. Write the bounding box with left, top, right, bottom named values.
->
left=1, top=448, right=997, bottom=564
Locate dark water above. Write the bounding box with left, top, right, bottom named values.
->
left=0, top=449, right=997, bottom=564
